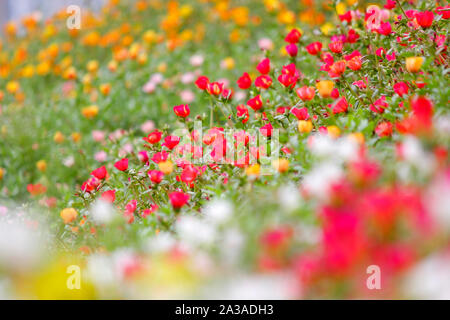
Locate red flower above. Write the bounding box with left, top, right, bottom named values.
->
left=256, top=58, right=271, bottom=74
left=237, top=72, right=252, bottom=89
left=377, top=22, right=392, bottom=36
left=328, top=60, right=346, bottom=77
left=152, top=151, right=169, bottom=163
left=285, top=44, right=298, bottom=57
left=291, top=107, right=309, bottom=120
left=393, top=82, right=409, bottom=97
left=375, top=121, right=393, bottom=137
left=247, top=95, right=263, bottom=111
left=169, top=191, right=190, bottom=209
left=331, top=97, right=349, bottom=114
left=148, top=170, right=164, bottom=184
left=370, top=96, right=389, bottom=113
left=436, top=6, right=450, bottom=19
left=236, top=104, right=250, bottom=123
left=143, top=130, right=162, bottom=144
left=411, top=96, right=433, bottom=130
left=206, top=82, right=224, bottom=95
left=285, top=28, right=301, bottom=43
left=347, top=56, right=362, bottom=70
left=114, top=158, right=129, bottom=171
left=142, top=204, right=158, bottom=218
left=173, top=104, right=190, bottom=117
left=195, top=75, right=209, bottom=90
left=305, top=42, right=322, bottom=55
left=27, top=183, right=47, bottom=196
left=415, top=11, right=434, bottom=28
left=81, top=177, right=100, bottom=193
left=329, top=41, right=343, bottom=53
left=296, top=86, right=315, bottom=101
left=278, top=63, right=300, bottom=88
left=180, top=165, right=198, bottom=184
left=162, top=135, right=180, bottom=150
left=138, top=150, right=149, bottom=163
left=91, top=166, right=107, bottom=180
left=260, top=123, right=273, bottom=137
left=101, top=190, right=116, bottom=203
left=255, top=75, right=272, bottom=89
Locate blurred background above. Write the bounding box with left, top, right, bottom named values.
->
left=0, top=0, right=105, bottom=27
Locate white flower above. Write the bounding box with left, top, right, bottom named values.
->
left=277, top=184, right=301, bottom=212
left=145, top=232, right=176, bottom=253
left=425, top=172, right=450, bottom=230
left=203, top=199, right=233, bottom=224
left=176, top=216, right=216, bottom=246
left=302, top=162, right=343, bottom=200
left=404, top=252, right=450, bottom=299
left=90, top=199, right=115, bottom=224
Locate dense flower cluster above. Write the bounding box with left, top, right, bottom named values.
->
left=0, top=0, right=449, bottom=299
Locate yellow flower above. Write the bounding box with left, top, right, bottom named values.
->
left=327, top=125, right=341, bottom=138
left=159, top=160, right=174, bottom=175
left=63, top=66, right=77, bottom=80
left=71, top=132, right=82, bottom=143
left=60, top=208, right=77, bottom=224
left=320, top=22, right=334, bottom=35
left=6, top=81, right=20, bottom=94
left=53, top=132, right=65, bottom=144
left=81, top=105, right=99, bottom=119
left=298, top=120, right=313, bottom=133
left=108, top=60, right=118, bottom=72
left=316, top=80, right=334, bottom=98
left=336, top=3, right=347, bottom=15
left=86, top=60, right=99, bottom=73
left=278, top=10, right=296, bottom=25
left=36, top=160, right=47, bottom=172
left=272, top=158, right=289, bottom=173
left=221, top=57, right=235, bottom=70
left=406, top=57, right=424, bottom=73
left=246, top=164, right=261, bottom=177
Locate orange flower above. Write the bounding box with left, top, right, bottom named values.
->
left=60, top=208, right=78, bottom=224
left=316, top=80, right=334, bottom=98
left=82, top=105, right=99, bottom=119
left=298, top=120, right=313, bottom=133
left=406, top=57, right=424, bottom=73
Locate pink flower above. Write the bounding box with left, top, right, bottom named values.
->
left=94, top=151, right=108, bottom=162
left=92, top=130, right=105, bottom=142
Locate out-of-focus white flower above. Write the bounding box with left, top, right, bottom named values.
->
left=0, top=218, right=44, bottom=271
left=63, top=156, right=75, bottom=167
left=302, top=162, right=343, bottom=200
left=203, top=199, right=232, bottom=225
left=401, top=135, right=435, bottom=175
left=209, top=273, right=295, bottom=299
left=308, top=134, right=358, bottom=162
left=435, top=116, right=450, bottom=135
left=425, top=171, right=450, bottom=229
left=234, top=90, right=246, bottom=101
left=277, top=184, right=301, bottom=212
left=221, top=228, right=244, bottom=266
left=176, top=216, right=216, bottom=246
left=190, top=54, right=204, bottom=67
left=87, top=254, right=117, bottom=288
left=90, top=199, right=115, bottom=224
left=146, top=232, right=176, bottom=253
left=404, top=252, right=450, bottom=299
